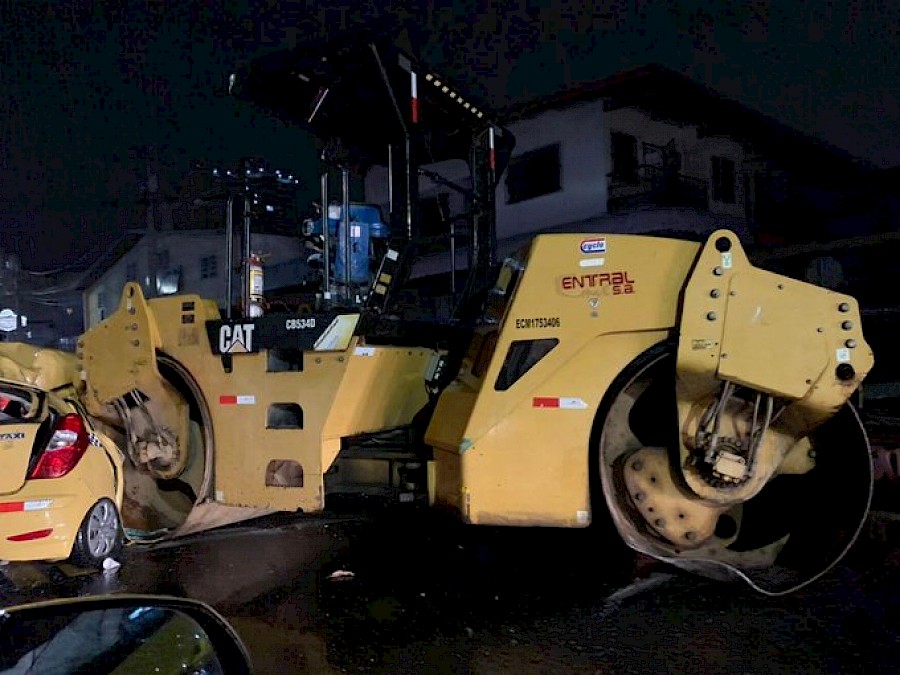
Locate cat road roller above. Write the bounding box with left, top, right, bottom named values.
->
left=15, top=33, right=878, bottom=594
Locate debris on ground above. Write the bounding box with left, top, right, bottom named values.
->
left=102, top=557, right=121, bottom=572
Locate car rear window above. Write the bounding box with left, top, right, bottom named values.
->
left=0, top=384, right=42, bottom=423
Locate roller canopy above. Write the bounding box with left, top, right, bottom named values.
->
left=235, top=30, right=513, bottom=171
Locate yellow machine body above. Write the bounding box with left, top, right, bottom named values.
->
left=78, top=284, right=432, bottom=522
left=34, top=228, right=871, bottom=592
left=427, top=230, right=871, bottom=527
left=426, top=232, right=698, bottom=526
left=75, top=230, right=872, bottom=526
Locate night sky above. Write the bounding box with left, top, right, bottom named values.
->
left=1, top=1, right=897, bottom=270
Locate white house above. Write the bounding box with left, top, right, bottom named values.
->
left=364, top=63, right=884, bottom=287
left=364, top=68, right=767, bottom=279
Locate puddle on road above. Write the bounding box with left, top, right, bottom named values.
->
left=0, top=508, right=667, bottom=670
left=2, top=507, right=894, bottom=674
left=212, top=510, right=666, bottom=673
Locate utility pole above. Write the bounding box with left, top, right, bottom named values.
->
left=140, top=145, right=160, bottom=297
left=0, top=252, right=23, bottom=341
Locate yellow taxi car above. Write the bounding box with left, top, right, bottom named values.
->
left=0, top=379, right=125, bottom=567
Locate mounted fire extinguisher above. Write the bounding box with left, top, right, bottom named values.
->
left=246, top=253, right=264, bottom=317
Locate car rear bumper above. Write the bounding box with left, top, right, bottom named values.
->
left=0, top=482, right=96, bottom=562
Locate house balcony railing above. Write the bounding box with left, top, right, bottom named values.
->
left=608, top=165, right=709, bottom=213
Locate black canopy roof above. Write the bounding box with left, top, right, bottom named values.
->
left=236, top=30, right=512, bottom=169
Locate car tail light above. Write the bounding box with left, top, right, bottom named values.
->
left=30, top=414, right=90, bottom=479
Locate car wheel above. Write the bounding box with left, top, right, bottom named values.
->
left=70, top=498, right=124, bottom=568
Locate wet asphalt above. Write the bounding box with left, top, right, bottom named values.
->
left=1, top=504, right=897, bottom=674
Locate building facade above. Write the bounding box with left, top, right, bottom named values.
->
left=83, top=230, right=302, bottom=328
left=364, top=65, right=875, bottom=280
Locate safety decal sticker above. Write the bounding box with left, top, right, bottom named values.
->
left=219, top=395, right=256, bottom=406
left=532, top=397, right=588, bottom=409
left=0, top=499, right=53, bottom=513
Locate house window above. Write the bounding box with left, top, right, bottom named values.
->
left=494, top=338, right=559, bottom=391
left=505, top=144, right=561, bottom=204
left=200, top=255, right=218, bottom=279
left=711, top=156, right=736, bottom=204
left=643, top=143, right=664, bottom=168
left=97, top=291, right=106, bottom=321
left=610, top=132, right=639, bottom=184
left=125, top=261, right=137, bottom=281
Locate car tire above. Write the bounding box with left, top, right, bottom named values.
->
left=70, top=498, right=124, bottom=568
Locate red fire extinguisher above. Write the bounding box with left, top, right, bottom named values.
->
left=247, top=253, right=264, bottom=317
